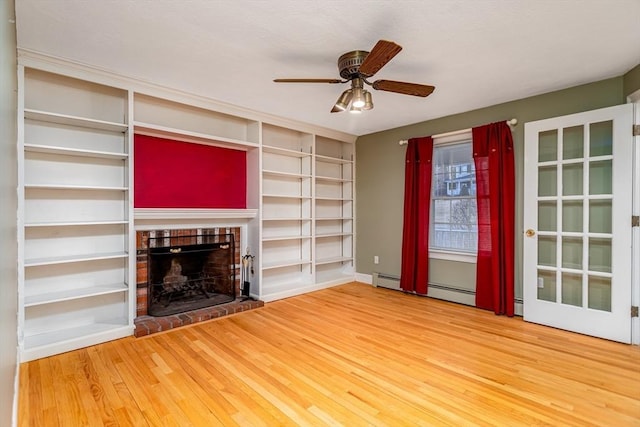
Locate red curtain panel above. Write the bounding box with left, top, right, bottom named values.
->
left=400, top=137, right=433, bottom=294
left=472, top=122, right=515, bottom=316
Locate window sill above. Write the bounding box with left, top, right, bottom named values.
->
left=429, top=249, right=477, bottom=264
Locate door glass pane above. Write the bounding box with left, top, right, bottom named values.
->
left=588, top=276, right=611, bottom=312
left=538, top=236, right=556, bottom=267
left=537, top=270, right=556, bottom=302
left=589, top=160, right=612, bottom=195
left=538, top=201, right=557, bottom=231
left=562, top=237, right=583, bottom=269
left=563, top=126, right=584, bottom=160
left=589, top=120, right=613, bottom=157
left=538, top=166, right=556, bottom=197
left=562, top=273, right=583, bottom=307
left=589, top=200, right=612, bottom=233
left=562, top=163, right=583, bottom=195
left=539, top=130, right=557, bottom=162
left=562, top=201, right=583, bottom=232
left=588, top=238, right=612, bottom=273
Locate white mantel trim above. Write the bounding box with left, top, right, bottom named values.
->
left=134, top=208, right=258, bottom=220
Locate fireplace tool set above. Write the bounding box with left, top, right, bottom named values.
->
left=241, top=248, right=255, bottom=300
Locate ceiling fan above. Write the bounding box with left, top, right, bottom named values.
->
left=274, top=40, right=435, bottom=113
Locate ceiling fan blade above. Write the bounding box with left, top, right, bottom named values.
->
left=358, top=40, right=403, bottom=77
left=274, top=78, right=343, bottom=84
left=372, top=80, right=435, bottom=97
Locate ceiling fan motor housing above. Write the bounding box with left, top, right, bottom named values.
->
left=338, top=50, right=370, bottom=79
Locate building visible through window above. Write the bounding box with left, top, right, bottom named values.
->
left=431, top=141, right=477, bottom=253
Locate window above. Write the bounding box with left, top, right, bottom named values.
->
left=430, top=138, right=478, bottom=255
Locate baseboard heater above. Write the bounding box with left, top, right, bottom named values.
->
left=373, top=272, right=523, bottom=314
left=373, top=272, right=475, bottom=294
left=373, top=272, right=476, bottom=306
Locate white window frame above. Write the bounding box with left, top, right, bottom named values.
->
left=429, top=131, right=477, bottom=264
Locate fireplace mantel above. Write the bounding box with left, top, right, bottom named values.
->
left=134, top=208, right=258, bottom=221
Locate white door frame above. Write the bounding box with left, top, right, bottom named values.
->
left=628, top=90, right=640, bottom=345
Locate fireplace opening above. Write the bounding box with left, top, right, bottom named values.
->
left=147, top=233, right=236, bottom=316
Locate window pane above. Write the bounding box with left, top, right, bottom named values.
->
left=431, top=141, right=477, bottom=253
left=589, top=160, right=612, bottom=195
left=588, top=276, right=611, bottom=312
left=562, top=163, right=583, bottom=196
left=590, top=121, right=612, bottom=157
left=562, top=273, right=583, bottom=307
left=537, top=270, right=557, bottom=302
left=538, top=130, right=557, bottom=162
left=538, top=201, right=557, bottom=231
left=589, top=200, right=611, bottom=233
left=538, top=166, right=556, bottom=197
left=563, top=126, right=584, bottom=160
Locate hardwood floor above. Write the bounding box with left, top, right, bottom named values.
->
left=19, top=282, right=640, bottom=426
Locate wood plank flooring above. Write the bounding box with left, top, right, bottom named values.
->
left=19, top=282, right=640, bottom=426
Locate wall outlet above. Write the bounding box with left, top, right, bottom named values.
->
left=374, top=255, right=379, bottom=264
left=537, top=277, right=544, bottom=289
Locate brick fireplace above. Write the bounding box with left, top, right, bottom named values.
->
left=135, top=227, right=263, bottom=337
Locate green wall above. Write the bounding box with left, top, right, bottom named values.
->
left=355, top=76, right=627, bottom=302
left=624, top=63, right=640, bottom=98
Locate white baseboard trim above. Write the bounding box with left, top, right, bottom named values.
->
left=355, top=273, right=373, bottom=284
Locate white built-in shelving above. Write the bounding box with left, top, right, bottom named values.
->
left=260, top=124, right=314, bottom=299
left=313, top=136, right=354, bottom=285
left=18, top=55, right=356, bottom=359
left=259, top=126, right=354, bottom=301
left=18, top=67, right=134, bottom=362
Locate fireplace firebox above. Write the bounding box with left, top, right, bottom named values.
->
left=147, top=233, right=236, bottom=316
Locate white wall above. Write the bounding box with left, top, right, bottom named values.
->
left=0, top=0, right=19, bottom=425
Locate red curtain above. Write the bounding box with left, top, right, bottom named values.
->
left=400, top=137, right=433, bottom=294
left=472, top=122, right=515, bottom=316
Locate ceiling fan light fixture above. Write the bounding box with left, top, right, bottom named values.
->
left=351, top=87, right=365, bottom=108
left=274, top=40, right=435, bottom=114
left=333, top=89, right=352, bottom=111
left=363, top=90, right=374, bottom=110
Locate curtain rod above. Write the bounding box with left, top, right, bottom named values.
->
left=398, top=118, right=518, bottom=145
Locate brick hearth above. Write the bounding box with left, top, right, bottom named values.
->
left=134, top=298, right=263, bottom=337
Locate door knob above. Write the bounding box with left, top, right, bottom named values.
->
left=525, top=229, right=536, bottom=237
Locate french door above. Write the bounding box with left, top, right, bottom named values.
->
left=523, top=104, right=633, bottom=343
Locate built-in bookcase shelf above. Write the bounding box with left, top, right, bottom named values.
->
left=313, top=136, right=354, bottom=285
left=259, top=128, right=354, bottom=301
left=134, top=94, right=260, bottom=149
left=24, top=144, right=129, bottom=160
left=134, top=121, right=259, bottom=151
left=24, top=252, right=129, bottom=268
left=260, top=124, right=314, bottom=298
left=23, top=321, right=130, bottom=362
left=24, top=284, right=128, bottom=307
left=18, top=58, right=356, bottom=359
left=24, top=109, right=128, bottom=132
left=18, top=67, right=134, bottom=362
left=25, top=220, right=129, bottom=228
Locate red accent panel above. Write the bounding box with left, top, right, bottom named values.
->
left=134, top=134, right=246, bottom=208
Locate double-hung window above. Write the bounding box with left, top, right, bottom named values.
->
left=430, top=132, right=477, bottom=261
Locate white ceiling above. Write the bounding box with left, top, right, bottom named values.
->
left=15, top=0, right=640, bottom=136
